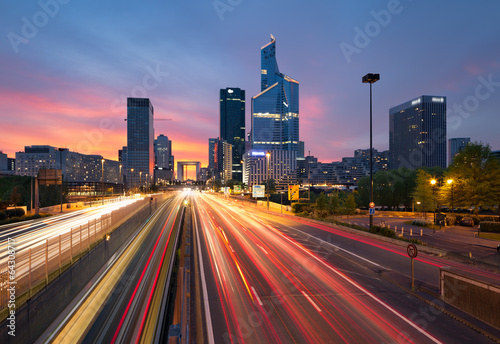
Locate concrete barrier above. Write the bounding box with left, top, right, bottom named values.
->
left=440, top=267, right=500, bottom=329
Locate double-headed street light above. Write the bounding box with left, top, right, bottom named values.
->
left=266, top=151, right=271, bottom=210
left=362, top=73, right=380, bottom=228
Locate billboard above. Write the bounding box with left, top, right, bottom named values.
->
left=252, top=185, right=265, bottom=198
left=288, top=185, right=299, bottom=201
left=233, top=185, right=241, bottom=194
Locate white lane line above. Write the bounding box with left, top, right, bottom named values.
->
left=283, top=225, right=389, bottom=270
left=259, top=245, right=269, bottom=255
left=251, top=287, right=263, bottom=306
left=194, top=203, right=215, bottom=344
left=301, top=290, right=322, bottom=312
left=286, top=234, right=444, bottom=344
left=229, top=245, right=235, bottom=253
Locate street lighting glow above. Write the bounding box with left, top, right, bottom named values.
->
left=430, top=179, right=437, bottom=185
left=447, top=179, right=453, bottom=184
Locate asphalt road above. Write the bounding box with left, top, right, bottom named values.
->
left=194, top=193, right=498, bottom=344
left=36, top=194, right=185, bottom=344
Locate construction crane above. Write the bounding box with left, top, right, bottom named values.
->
left=124, top=118, right=172, bottom=121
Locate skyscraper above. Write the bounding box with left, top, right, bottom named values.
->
left=126, top=97, right=154, bottom=188
left=155, top=134, right=173, bottom=169
left=213, top=138, right=232, bottom=183
left=252, top=35, right=301, bottom=154
left=448, top=137, right=470, bottom=166
left=220, top=87, right=245, bottom=181
left=208, top=138, right=217, bottom=177
left=389, top=96, right=447, bottom=170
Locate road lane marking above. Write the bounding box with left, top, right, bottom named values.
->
left=194, top=203, right=216, bottom=344
left=279, top=224, right=389, bottom=270
left=251, top=287, right=263, bottom=306
left=259, top=245, right=269, bottom=255
left=301, top=290, right=322, bottom=312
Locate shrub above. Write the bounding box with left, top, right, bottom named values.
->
left=412, top=219, right=432, bottom=227
left=12, top=208, right=25, bottom=217
left=369, top=225, right=397, bottom=239
left=292, top=203, right=311, bottom=213
left=297, top=211, right=309, bottom=217
left=479, top=222, right=500, bottom=233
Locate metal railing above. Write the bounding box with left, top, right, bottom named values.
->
left=0, top=193, right=171, bottom=311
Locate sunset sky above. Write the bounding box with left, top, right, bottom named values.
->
left=1, top=1, right=500, bottom=173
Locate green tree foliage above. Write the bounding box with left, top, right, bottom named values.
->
left=357, top=168, right=417, bottom=210
left=448, top=142, right=500, bottom=214
left=316, top=193, right=328, bottom=211
left=343, top=193, right=357, bottom=215
left=413, top=169, right=436, bottom=213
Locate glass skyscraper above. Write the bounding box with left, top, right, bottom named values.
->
left=389, top=95, right=447, bottom=170
left=252, top=35, right=301, bottom=153
left=126, top=97, right=154, bottom=188
left=220, top=87, right=245, bottom=182
left=448, top=137, right=470, bottom=166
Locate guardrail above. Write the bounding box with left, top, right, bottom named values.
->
left=0, top=193, right=171, bottom=312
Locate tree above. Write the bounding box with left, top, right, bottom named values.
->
left=412, top=169, right=435, bottom=213
left=9, top=186, right=22, bottom=207
left=328, top=192, right=341, bottom=214
left=343, top=193, right=357, bottom=215
left=316, top=193, right=328, bottom=211
left=448, top=142, right=500, bottom=214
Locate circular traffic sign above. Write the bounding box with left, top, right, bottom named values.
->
left=369, top=202, right=375, bottom=209
left=407, top=244, right=418, bottom=258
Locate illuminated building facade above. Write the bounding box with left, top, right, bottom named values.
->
left=389, top=96, right=447, bottom=170
left=252, top=35, right=302, bottom=155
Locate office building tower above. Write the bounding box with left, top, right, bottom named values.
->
left=155, top=134, right=174, bottom=169
left=243, top=149, right=297, bottom=187
left=126, top=98, right=154, bottom=188
left=208, top=138, right=217, bottom=176
left=220, top=87, right=245, bottom=181
left=0, top=151, right=8, bottom=171
left=252, top=35, right=300, bottom=153
left=389, top=96, right=447, bottom=170
left=448, top=137, right=470, bottom=166
left=213, top=138, right=232, bottom=183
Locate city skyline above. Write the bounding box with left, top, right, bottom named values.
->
left=1, top=1, right=500, bottom=167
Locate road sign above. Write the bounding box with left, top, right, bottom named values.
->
left=288, top=185, right=299, bottom=201
left=369, top=208, right=375, bottom=215
left=252, top=185, right=265, bottom=198
left=407, top=244, right=418, bottom=258
left=369, top=202, right=375, bottom=209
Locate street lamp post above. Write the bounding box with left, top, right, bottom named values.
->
left=101, top=159, right=105, bottom=205
left=431, top=179, right=437, bottom=224
left=362, top=73, right=380, bottom=229
left=130, top=168, right=134, bottom=194
left=119, top=164, right=122, bottom=199
left=266, top=151, right=270, bottom=210
left=140, top=171, right=142, bottom=192
left=447, top=179, right=454, bottom=213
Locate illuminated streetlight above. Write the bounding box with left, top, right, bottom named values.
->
left=266, top=151, right=271, bottom=210
left=447, top=179, right=454, bottom=213
left=119, top=164, right=122, bottom=199
left=362, top=73, right=380, bottom=228
left=101, top=159, right=105, bottom=205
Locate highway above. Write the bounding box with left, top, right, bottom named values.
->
left=193, top=193, right=497, bottom=343
left=0, top=198, right=142, bottom=262
left=37, top=193, right=185, bottom=343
